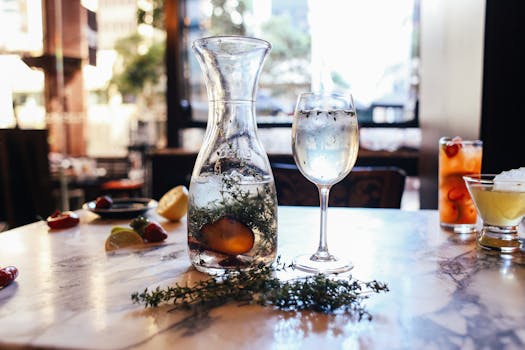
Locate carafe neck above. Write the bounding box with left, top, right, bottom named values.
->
left=210, top=100, right=256, bottom=128
left=192, top=36, right=271, bottom=102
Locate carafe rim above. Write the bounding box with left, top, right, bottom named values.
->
left=192, top=35, right=271, bottom=51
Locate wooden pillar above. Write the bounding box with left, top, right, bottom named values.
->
left=165, top=0, right=189, bottom=147
left=25, top=0, right=87, bottom=156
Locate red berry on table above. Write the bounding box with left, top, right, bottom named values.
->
left=143, top=222, right=168, bottom=242
left=46, top=211, right=80, bottom=229
left=0, top=271, right=10, bottom=288
left=95, top=196, right=113, bottom=209
left=0, top=266, right=18, bottom=288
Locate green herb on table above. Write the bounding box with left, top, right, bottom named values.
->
left=131, top=259, right=389, bottom=321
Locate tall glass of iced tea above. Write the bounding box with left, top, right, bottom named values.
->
left=438, top=136, right=483, bottom=233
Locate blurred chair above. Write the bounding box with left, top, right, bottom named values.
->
left=95, top=156, right=131, bottom=181
left=0, top=129, right=53, bottom=228
left=148, top=149, right=198, bottom=200
left=100, top=179, right=144, bottom=198
left=271, top=163, right=406, bottom=208
left=95, top=156, right=144, bottom=198
left=147, top=149, right=407, bottom=208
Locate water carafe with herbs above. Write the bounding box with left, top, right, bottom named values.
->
left=187, top=36, right=278, bottom=274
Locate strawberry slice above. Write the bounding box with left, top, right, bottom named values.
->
left=443, top=137, right=463, bottom=158
left=143, top=222, right=168, bottom=242
left=0, top=266, right=18, bottom=288
left=95, top=195, right=113, bottom=209
left=47, top=210, right=80, bottom=229
left=444, top=143, right=461, bottom=158
left=447, top=187, right=466, bottom=201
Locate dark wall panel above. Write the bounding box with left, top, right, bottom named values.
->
left=480, top=0, right=525, bottom=173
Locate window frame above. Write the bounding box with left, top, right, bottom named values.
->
left=164, top=0, right=419, bottom=148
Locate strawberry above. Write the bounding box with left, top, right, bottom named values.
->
left=444, top=142, right=462, bottom=158
left=143, top=222, right=168, bottom=242
left=95, top=195, right=113, bottom=209
left=443, top=136, right=464, bottom=158
left=47, top=210, right=80, bottom=229
left=0, top=266, right=18, bottom=288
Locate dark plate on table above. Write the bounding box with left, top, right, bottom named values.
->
left=83, top=198, right=158, bottom=219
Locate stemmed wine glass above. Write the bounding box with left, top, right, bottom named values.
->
left=291, top=91, right=359, bottom=273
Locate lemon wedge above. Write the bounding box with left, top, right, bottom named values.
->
left=157, top=185, right=189, bottom=221
left=105, top=229, right=144, bottom=251
left=111, top=226, right=132, bottom=235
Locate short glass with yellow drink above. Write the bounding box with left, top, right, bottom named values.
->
left=464, top=172, right=525, bottom=252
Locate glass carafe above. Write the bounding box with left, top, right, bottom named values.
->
left=187, top=36, right=278, bottom=274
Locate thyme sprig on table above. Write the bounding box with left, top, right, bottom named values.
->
left=131, top=259, right=389, bottom=321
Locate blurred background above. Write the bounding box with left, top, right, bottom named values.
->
left=1, top=0, right=523, bottom=229
left=0, top=0, right=420, bottom=154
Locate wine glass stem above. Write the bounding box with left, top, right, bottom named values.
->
left=315, top=185, right=331, bottom=259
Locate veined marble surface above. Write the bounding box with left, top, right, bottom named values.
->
left=0, top=207, right=524, bottom=350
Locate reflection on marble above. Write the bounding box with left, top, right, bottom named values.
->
left=0, top=208, right=524, bottom=349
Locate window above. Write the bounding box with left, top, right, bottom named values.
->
left=175, top=0, right=420, bottom=141
left=2, top=0, right=419, bottom=157
left=0, top=0, right=45, bottom=129
left=2, top=0, right=167, bottom=157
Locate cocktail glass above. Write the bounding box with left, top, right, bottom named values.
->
left=463, top=174, right=525, bottom=252
left=438, top=137, right=483, bottom=233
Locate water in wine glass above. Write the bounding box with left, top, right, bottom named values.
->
left=291, top=91, right=359, bottom=274
left=293, top=109, right=359, bottom=185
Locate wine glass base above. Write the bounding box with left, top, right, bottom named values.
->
left=292, top=254, right=353, bottom=274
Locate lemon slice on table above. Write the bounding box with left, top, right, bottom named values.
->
left=105, top=229, right=144, bottom=251
left=111, top=226, right=132, bottom=235
left=157, top=185, right=189, bottom=221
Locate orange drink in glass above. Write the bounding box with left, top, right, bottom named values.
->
left=438, top=136, right=483, bottom=233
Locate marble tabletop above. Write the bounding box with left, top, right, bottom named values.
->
left=0, top=207, right=524, bottom=350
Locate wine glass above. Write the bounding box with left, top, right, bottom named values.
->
left=291, top=91, right=359, bottom=273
